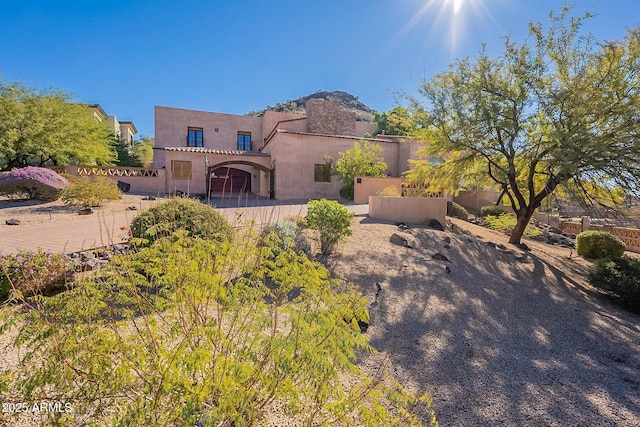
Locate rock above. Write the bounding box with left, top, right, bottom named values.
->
left=445, top=265, right=452, bottom=273
left=515, top=243, right=530, bottom=251
left=443, top=236, right=451, bottom=244
left=126, top=205, right=137, bottom=211
left=497, top=243, right=507, bottom=250
left=117, top=180, right=131, bottom=193
left=81, top=258, right=99, bottom=272
left=390, top=233, right=411, bottom=248
left=425, top=219, right=444, bottom=231
left=357, top=320, right=369, bottom=333
left=431, top=252, right=451, bottom=262
left=486, top=242, right=496, bottom=248
left=5, top=218, right=20, bottom=225
left=396, top=222, right=410, bottom=231
left=443, top=244, right=450, bottom=249
left=78, top=207, right=93, bottom=215
left=142, top=196, right=157, bottom=201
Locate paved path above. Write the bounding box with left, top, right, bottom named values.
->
left=0, top=203, right=369, bottom=254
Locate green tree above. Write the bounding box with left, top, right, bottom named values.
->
left=407, top=6, right=640, bottom=244
left=0, top=78, right=115, bottom=171
left=133, top=135, right=154, bottom=167
left=334, top=140, right=388, bottom=200
left=374, top=106, right=415, bottom=136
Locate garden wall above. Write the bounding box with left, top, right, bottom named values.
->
left=369, top=195, right=447, bottom=226
left=51, top=165, right=166, bottom=195
left=353, top=177, right=404, bottom=204
left=453, top=190, right=500, bottom=212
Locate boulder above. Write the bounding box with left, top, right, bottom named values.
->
left=425, top=219, right=445, bottom=231
left=5, top=218, right=20, bottom=225
left=390, top=233, right=411, bottom=248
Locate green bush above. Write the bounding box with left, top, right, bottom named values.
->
left=576, top=230, right=626, bottom=259
left=0, top=250, right=74, bottom=300
left=447, top=201, right=468, bottom=220
left=262, top=219, right=311, bottom=256
left=130, top=197, right=233, bottom=246
left=60, top=175, right=122, bottom=207
left=589, top=257, right=640, bottom=313
left=0, top=232, right=436, bottom=426
left=484, top=214, right=541, bottom=237
left=376, top=185, right=401, bottom=197
left=306, top=199, right=354, bottom=255
left=480, top=205, right=508, bottom=217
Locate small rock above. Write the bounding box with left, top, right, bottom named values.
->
left=5, top=218, right=20, bottom=225
left=126, top=205, right=137, bottom=211
left=445, top=265, right=451, bottom=273
left=443, top=244, right=450, bottom=249
left=497, top=243, right=507, bottom=250
left=486, top=242, right=496, bottom=248
left=390, top=233, right=411, bottom=248
left=443, top=236, right=451, bottom=244
left=432, top=252, right=451, bottom=262
left=142, top=196, right=157, bottom=201
left=78, top=207, right=93, bottom=215
left=81, top=258, right=99, bottom=272
left=425, top=219, right=444, bottom=231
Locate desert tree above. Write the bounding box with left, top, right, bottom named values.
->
left=0, top=78, right=115, bottom=171
left=333, top=140, right=388, bottom=200
left=407, top=6, right=640, bottom=244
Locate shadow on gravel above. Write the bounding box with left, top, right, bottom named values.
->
left=333, top=218, right=640, bottom=427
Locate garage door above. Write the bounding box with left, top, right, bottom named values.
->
left=210, top=167, right=251, bottom=193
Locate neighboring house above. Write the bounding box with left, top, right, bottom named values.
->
left=88, top=104, right=138, bottom=151
left=153, top=98, right=422, bottom=200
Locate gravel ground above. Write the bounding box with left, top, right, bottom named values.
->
left=329, top=216, right=640, bottom=426
left=1, top=207, right=638, bottom=426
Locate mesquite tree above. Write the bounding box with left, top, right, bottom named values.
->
left=408, top=6, right=640, bottom=244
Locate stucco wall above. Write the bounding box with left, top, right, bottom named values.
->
left=369, top=196, right=447, bottom=227
left=353, top=177, right=404, bottom=204
left=154, top=106, right=264, bottom=168
left=355, top=121, right=377, bottom=137
left=115, top=170, right=166, bottom=195
left=454, top=190, right=501, bottom=212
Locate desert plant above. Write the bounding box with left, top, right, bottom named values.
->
left=0, top=250, right=74, bottom=300
left=0, top=232, right=436, bottom=426
left=334, top=141, right=387, bottom=200
left=447, top=201, right=468, bottom=220
left=306, top=199, right=354, bottom=255
left=262, top=219, right=311, bottom=256
left=376, top=185, right=401, bottom=197
left=59, top=175, right=122, bottom=207
left=479, top=205, right=508, bottom=217
left=576, top=230, right=626, bottom=259
left=484, top=214, right=542, bottom=237
left=589, top=256, right=640, bottom=313
left=0, top=166, right=68, bottom=201
left=130, top=197, right=233, bottom=246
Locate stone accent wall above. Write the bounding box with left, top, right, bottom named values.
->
left=306, top=99, right=356, bottom=136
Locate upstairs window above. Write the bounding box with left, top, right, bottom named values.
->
left=187, top=128, right=203, bottom=147
left=237, top=132, right=251, bottom=151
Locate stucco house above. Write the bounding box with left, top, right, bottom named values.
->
left=153, top=99, right=422, bottom=200
left=88, top=104, right=138, bottom=150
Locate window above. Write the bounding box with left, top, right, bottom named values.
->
left=314, top=164, right=331, bottom=182
left=171, top=160, right=192, bottom=180
left=237, top=132, right=251, bottom=151
left=187, top=128, right=203, bottom=147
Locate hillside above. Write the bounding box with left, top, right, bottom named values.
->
left=247, top=90, right=376, bottom=122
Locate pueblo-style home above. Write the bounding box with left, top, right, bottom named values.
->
left=153, top=99, right=421, bottom=200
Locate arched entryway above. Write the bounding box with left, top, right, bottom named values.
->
left=210, top=167, right=251, bottom=193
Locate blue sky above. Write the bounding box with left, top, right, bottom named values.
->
left=1, top=0, right=638, bottom=137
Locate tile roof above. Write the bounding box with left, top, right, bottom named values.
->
left=161, top=147, right=270, bottom=157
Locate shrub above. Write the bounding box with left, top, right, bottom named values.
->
left=484, top=214, right=541, bottom=237
left=262, top=219, right=311, bottom=256
left=0, top=166, right=68, bottom=201
left=576, top=230, right=626, bottom=259
left=0, top=250, right=74, bottom=300
left=130, top=197, right=233, bottom=246
left=0, top=233, right=436, bottom=426
left=60, top=175, right=122, bottom=207
left=306, top=199, right=354, bottom=255
left=447, top=201, right=468, bottom=220
left=589, top=257, right=640, bottom=313
left=334, top=141, right=388, bottom=200
left=480, top=205, right=508, bottom=217
left=376, top=185, right=401, bottom=197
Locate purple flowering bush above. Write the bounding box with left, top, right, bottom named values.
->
left=0, top=167, right=69, bottom=201
left=0, top=250, right=74, bottom=300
